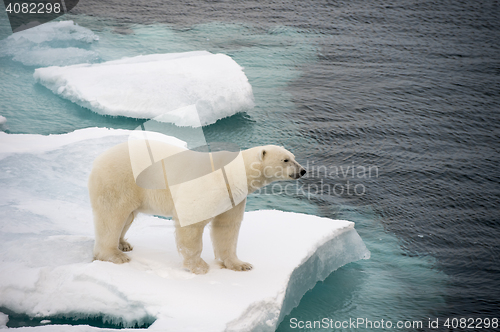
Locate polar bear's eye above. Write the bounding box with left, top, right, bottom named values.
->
left=284, top=159, right=289, bottom=163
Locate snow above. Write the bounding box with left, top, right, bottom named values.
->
left=34, top=51, right=255, bottom=127
left=0, top=21, right=99, bottom=66
left=0, top=312, right=7, bottom=328
left=0, top=128, right=370, bottom=331
left=0, top=128, right=185, bottom=161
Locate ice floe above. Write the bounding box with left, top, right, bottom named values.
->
left=0, top=21, right=99, bottom=66
left=34, top=51, right=255, bottom=127
left=0, top=128, right=369, bottom=331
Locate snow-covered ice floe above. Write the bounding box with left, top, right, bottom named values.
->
left=0, top=128, right=370, bottom=331
left=0, top=21, right=99, bottom=67
left=34, top=51, right=255, bottom=127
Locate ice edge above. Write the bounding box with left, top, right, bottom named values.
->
left=225, top=226, right=370, bottom=332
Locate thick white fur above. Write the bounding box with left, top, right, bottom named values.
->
left=88, top=142, right=305, bottom=274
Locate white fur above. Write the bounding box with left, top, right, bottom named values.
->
left=88, top=142, right=305, bottom=274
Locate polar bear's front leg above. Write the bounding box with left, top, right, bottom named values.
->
left=211, top=200, right=253, bottom=271
left=118, top=212, right=135, bottom=252
left=175, top=221, right=210, bottom=274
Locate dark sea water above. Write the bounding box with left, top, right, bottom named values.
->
left=1, top=0, right=499, bottom=330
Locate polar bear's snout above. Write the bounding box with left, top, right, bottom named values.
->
left=290, top=163, right=307, bottom=179
left=295, top=167, right=307, bottom=179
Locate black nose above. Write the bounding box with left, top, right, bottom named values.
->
left=300, top=169, right=306, bottom=176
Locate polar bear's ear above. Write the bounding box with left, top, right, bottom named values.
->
left=259, top=149, right=267, bottom=161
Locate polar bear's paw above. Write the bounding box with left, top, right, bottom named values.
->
left=119, top=240, right=133, bottom=252
left=184, top=258, right=209, bottom=274
left=184, top=258, right=210, bottom=274
left=94, top=249, right=131, bottom=264
left=222, top=259, right=253, bottom=272
left=111, top=252, right=131, bottom=264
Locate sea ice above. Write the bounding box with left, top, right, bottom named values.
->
left=0, top=312, right=8, bottom=328
left=34, top=51, right=255, bottom=127
left=0, top=128, right=369, bottom=331
left=0, top=21, right=99, bottom=66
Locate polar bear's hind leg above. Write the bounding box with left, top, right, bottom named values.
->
left=93, top=209, right=132, bottom=264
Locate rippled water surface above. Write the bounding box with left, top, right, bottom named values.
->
left=1, top=0, right=499, bottom=330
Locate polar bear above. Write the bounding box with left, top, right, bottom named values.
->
left=88, top=141, right=306, bottom=274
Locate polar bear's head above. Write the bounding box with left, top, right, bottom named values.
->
left=255, top=145, right=306, bottom=181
